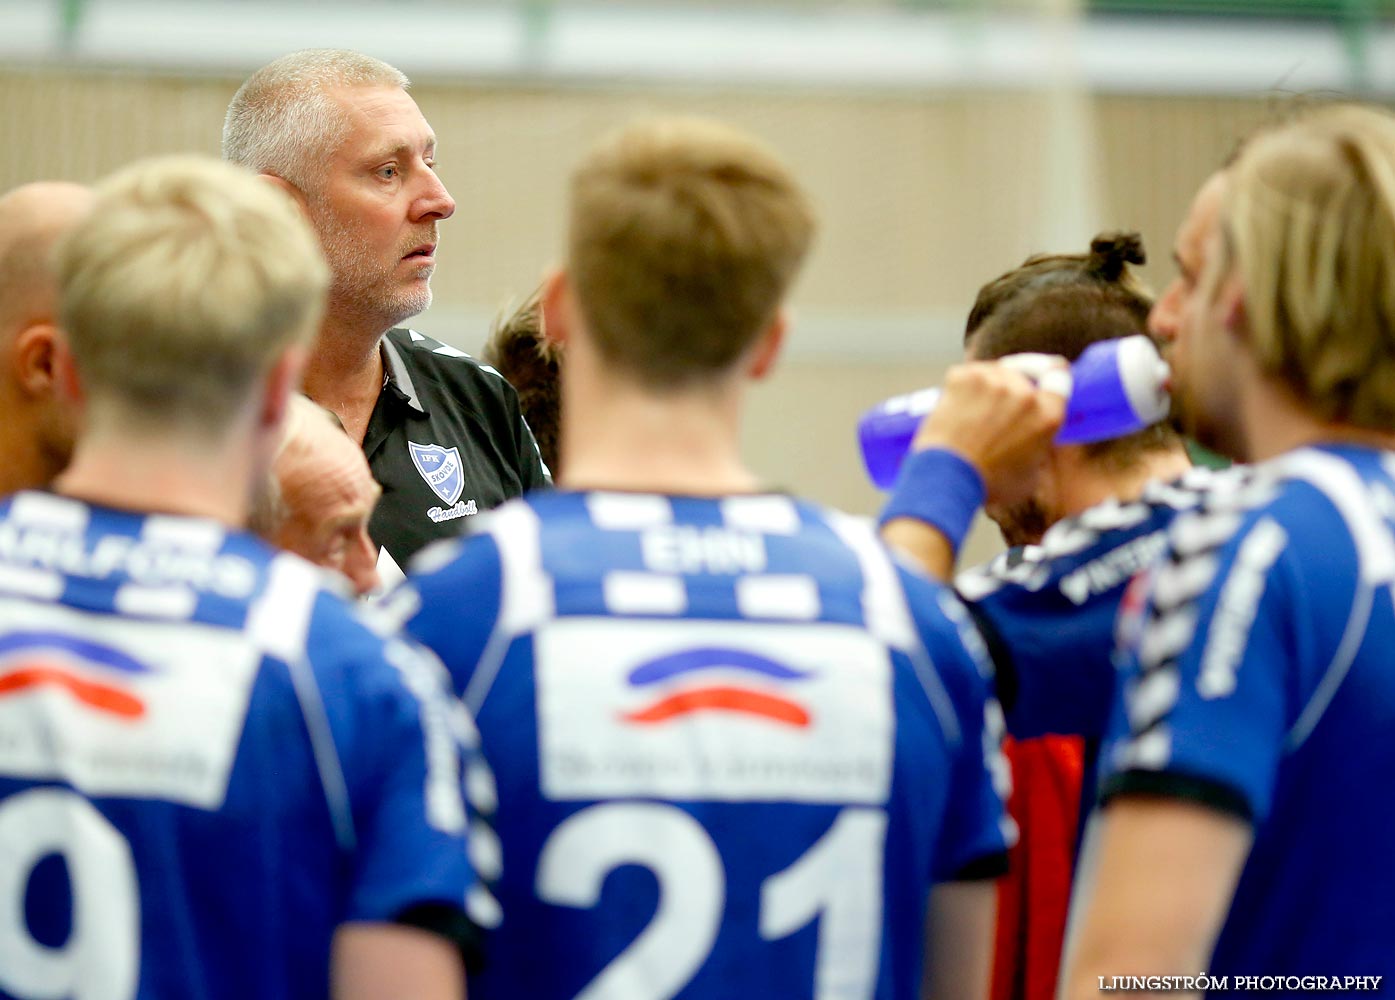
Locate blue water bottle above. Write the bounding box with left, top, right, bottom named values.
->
left=858, top=335, right=1171, bottom=490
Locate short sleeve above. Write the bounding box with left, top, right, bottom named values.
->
left=904, top=573, right=1015, bottom=880
left=342, top=634, right=478, bottom=924
left=1099, top=509, right=1317, bottom=825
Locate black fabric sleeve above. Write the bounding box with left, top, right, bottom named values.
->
left=950, top=850, right=1012, bottom=881
left=394, top=902, right=488, bottom=973
left=1098, top=770, right=1255, bottom=825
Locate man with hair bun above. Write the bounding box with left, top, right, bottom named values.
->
left=1062, top=103, right=1395, bottom=992
left=394, top=115, right=1018, bottom=999
left=0, top=155, right=482, bottom=1000
left=879, top=232, right=1195, bottom=1000
left=224, top=49, right=548, bottom=575
left=964, top=232, right=1192, bottom=549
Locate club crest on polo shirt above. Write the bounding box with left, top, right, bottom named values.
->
left=409, top=441, right=465, bottom=506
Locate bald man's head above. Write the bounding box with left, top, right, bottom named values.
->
left=0, top=182, right=94, bottom=333
left=255, top=394, right=382, bottom=596
left=0, top=181, right=94, bottom=495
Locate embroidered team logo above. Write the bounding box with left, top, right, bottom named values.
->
left=408, top=441, right=464, bottom=506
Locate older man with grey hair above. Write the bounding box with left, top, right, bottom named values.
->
left=224, top=49, right=548, bottom=575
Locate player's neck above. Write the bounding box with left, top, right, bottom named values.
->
left=559, top=370, right=761, bottom=496
left=302, top=313, right=386, bottom=446
left=1241, top=376, right=1395, bottom=462
left=0, top=407, right=61, bottom=497
left=1059, top=445, right=1194, bottom=518
left=55, top=427, right=257, bottom=526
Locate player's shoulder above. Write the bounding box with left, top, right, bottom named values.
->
left=1113, top=453, right=1382, bottom=736
left=0, top=491, right=296, bottom=627
left=1158, top=450, right=1383, bottom=579
left=0, top=491, right=409, bottom=698
left=388, top=502, right=514, bottom=639
left=229, top=546, right=429, bottom=717
left=1127, top=454, right=1376, bottom=665
left=1145, top=447, right=1394, bottom=637
left=1268, top=445, right=1395, bottom=558
left=955, top=466, right=1238, bottom=607
left=788, top=502, right=995, bottom=704
left=247, top=549, right=383, bottom=654
left=406, top=495, right=529, bottom=577
left=387, top=326, right=518, bottom=403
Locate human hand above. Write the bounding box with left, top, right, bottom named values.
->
left=910, top=355, right=1069, bottom=509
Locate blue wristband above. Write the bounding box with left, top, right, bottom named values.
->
left=877, top=447, right=986, bottom=555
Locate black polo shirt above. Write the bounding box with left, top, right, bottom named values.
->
left=366, top=327, right=550, bottom=568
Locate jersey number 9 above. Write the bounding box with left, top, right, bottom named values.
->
left=0, top=789, right=140, bottom=1000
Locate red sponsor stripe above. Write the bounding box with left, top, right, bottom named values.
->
left=0, top=665, right=145, bottom=719
left=622, top=686, right=810, bottom=727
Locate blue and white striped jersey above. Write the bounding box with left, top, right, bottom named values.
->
left=1102, top=444, right=1395, bottom=983
left=397, top=490, right=1013, bottom=1000
left=0, top=491, right=480, bottom=1000
left=956, top=466, right=1227, bottom=741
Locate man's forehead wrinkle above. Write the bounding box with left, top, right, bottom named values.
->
left=359, top=137, right=436, bottom=164
left=328, top=85, right=434, bottom=162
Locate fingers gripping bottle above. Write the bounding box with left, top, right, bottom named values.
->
left=858, top=335, right=1171, bottom=491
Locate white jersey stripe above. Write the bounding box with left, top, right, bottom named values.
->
left=246, top=555, right=319, bottom=662
left=465, top=501, right=553, bottom=714
left=1286, top=581, right=1373, bottom=751
left=603, top=572, right=687, bottom=615
left=825, top=511, right=961, bottom=745
left=586, top=493, right=674, bottom=531
left=10, top=492, right=89, bottom=532
left=112, top=584, right=198, bottom=620
left=1280, top=448, right=1395, bottom=585
left=140, top=515, right=224, bottom=552
left=0, top=564, right=64, bottom=600
left=735, top=575, right=820, bottom=620
left=720, top=496, right=800, bottom=535
left=247, top=555, right=356, bottom=850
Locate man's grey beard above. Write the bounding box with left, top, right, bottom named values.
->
left=313, top=208, right=434, bottom=332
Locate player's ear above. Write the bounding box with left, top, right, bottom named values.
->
left=12, top=323, right=61, bottom=400
left=1042, top=444, right=1083, bottom=526
left=259, top=173, right=310, bottom=219
left=1220, top=274, right=1249, bottom=344
left=540, top=267, right=574, bottom=350
left=744, top=309, right=787, bottom=382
